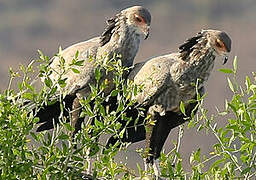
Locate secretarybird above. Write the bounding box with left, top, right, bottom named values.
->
left=33, top=6, right=151, bottom=135
left=106, top=29, right=231, bottom=177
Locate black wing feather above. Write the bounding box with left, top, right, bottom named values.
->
left=100, top=15, right=118, bottom=46
left=179, top=32, right=203, bottom=60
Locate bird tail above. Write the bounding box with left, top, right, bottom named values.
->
left=23, top=95, right=75, bottom=132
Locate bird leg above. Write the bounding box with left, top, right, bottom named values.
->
left=71, top=95, right=82, bottom=137
left=144, top=115, right=155, bottom=175
left=71, top=95, right=93, bottom=173
left=153, top=159, right=161, bottom=178
left=144, top=105, right=165, bottom=178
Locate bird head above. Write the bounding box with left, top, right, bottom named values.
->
left=122, top=6, right=151, bottom=39
left=203, top=30, right=232, bottom=64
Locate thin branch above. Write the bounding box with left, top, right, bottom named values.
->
left=172, top=125, right=184, bottom=164
left=245, top=152, right=256, bottom=179
left=209, top=124, right=243, bottom=173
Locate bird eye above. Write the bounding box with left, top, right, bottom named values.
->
left=216, top=39, right=224, bottom=48
left=135, top=15, right=143, bottom=23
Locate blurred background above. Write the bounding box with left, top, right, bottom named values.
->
left=1, top=0, right=256, bottom=172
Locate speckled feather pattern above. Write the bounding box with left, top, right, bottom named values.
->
left=132, top=30, right=231, bottom=167
left=47, top=8, right=144, bottom=97
left=130, top=34, right=217, bottom=115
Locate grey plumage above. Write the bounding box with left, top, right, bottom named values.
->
left=48, top=6, right=151, bottom=97
left=125, top=29, right=232, bottom=176
left=35, top=6, right=151, bottom=132
left=130, top=30, right=231, bottom=114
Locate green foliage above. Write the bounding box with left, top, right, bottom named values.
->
left=0, top=49, right=141, bottom=179
left=178, top=56, right=256, bottom=179
left=0, top=53, right=255, bottom=179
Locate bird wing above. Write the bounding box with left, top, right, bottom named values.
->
left=48, top=37, right=101, bottom=96
left=130, top=53, right=179, bottom=106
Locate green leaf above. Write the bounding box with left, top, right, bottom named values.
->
left=110, top=89, right=119, bottom=97
left=30, top=132, right=39, bottom=142
left=79, top=111, right=86, bottom=118
left=38, top=49, right=45, bottom=60
left=180, top=101, right=186, bottom=115
left=74, top=60, right=85, bottom=66
left=119, top=128, right=126, bottom=139
left=197, top=124, right=204, bottom=131
left=227, top=77, right=234, bottom=92
left=89, top=144, right=100, bottom=156
left=250, top=84, right=256, bottom=91
left=72, top=155, right=83, bottom=162
left=95, top=68, right=101, bottom=81
left=58, top=78, right=67, bottom=88
left=58, top=133, right=69, bottom=140
left=233, top=56, right=237, bottom=73
left=245, top=76, right=251, bottom=93
left=99, top=105, right=106, bottom=116
left=58, top=46, right=62, bottom=53
left=117, top=101, right=124, bottom=112
left=33, top=117, right=40, bottom=124
left=49, top=86, right=57, bottom=95
left=240, top=143, right=249, bottom=151
left=94, top=118, right=103, bottom=128
left=24, top=82, right=35, bottom=92
left=167, top=160, right=175, bottom=178
left=241, top=167, right=252, bottom=175
left=63, top=123, right=74, bottom=131
left=136, top=163, right=143, bottom=177
left=219, top=68, right=233, bottom=74
left=60, top=57, right=65, bottom=66
left=176, top=159, right=183, bottom=173
left=22, top=92, right=34, bottom=100
left=194, top=148, right=201, bottom=162
left=85, top=103, right=94, bottom=117
left=115, top=122, right=122, bottom=130
left=44, top=77, right=53, bottom=88
left=75, top=50, right=79, bottom=59
left=209, top=158, right=225, bottom=170
left=71, top=68, right=80, bottom=74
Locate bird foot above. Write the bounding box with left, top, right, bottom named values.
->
left=144, top=159, right=162, bottom=180
left=153, top=159, right=160, bottom=178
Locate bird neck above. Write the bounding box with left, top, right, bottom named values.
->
left=176, top=46, right=216, bottom=90
left=117, top=25, right=141, bottom=66
left=98, top=24, right=141, bottom=68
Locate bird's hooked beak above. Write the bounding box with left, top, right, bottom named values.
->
left=143, top=25, right=150, bottom=40
left=223, top=56, right=228, bottom=65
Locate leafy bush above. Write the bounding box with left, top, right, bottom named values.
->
left=0, top=52, right=255, bottom=179
left=159, top=57, right=256, bottom=179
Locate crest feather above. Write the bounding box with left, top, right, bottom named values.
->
left=179, top=32, right=203, bottom=60
left=100, top=15, right=119, bottom=46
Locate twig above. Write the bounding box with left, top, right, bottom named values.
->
left=245, top=152, right=256, bottom=179
left=172, top=125, right=184, bottom=164
left=209, top=124, right=243, bottom=173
